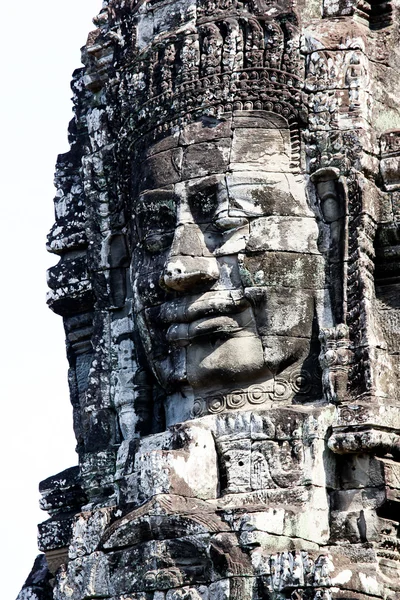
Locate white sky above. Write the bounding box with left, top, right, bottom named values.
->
left=0, top=2, right=102, bottom=597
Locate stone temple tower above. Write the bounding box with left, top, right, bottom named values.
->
left=17, top=0, right=400, bottom=598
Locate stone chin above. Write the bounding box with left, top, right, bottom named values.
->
left=185, top=333, right=268, bottom=388
left=145, top=326, right=269, bottom=394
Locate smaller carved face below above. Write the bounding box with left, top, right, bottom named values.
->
left=131, top=113, right=327, bottom=422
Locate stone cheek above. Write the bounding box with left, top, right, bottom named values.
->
left=240, top=252, right=326, bottom=290
left=247, top=217, right=320, bottom=255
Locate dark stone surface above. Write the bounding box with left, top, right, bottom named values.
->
left=16, top=555, right=53, bottom=600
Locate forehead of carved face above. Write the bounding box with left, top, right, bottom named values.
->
left=131, top=112, right=326, bottom=410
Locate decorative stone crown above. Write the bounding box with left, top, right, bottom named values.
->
left=117, top=0, right=306, bottom=141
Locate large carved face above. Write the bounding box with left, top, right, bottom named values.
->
left=131, top=112, right=329, bottom=423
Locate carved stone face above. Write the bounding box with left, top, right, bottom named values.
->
left=131, top=112, right=329, bottom=423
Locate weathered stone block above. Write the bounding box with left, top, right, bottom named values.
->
left=381, top=156, right=400, bottom=191
left=147, top=133, right=180, bottom=157
left=107, top=536, right=212, bottom=594
left=39, top=466, right=86, bottom=516
left=175, top=175, right=229, bottom=224
left=16, top=555, right=53, bottom=600
left=232, top=111, right=289, bottom=130
left=55, top=551, right=110, bottom=600
left=248, top=286, right=316, bottom=337
left=218, top=438, right=252, bottom=493
left=38, top=516, right=75, bottom=553
left=68, top=508, right=115, bottom=560
left=129, top=424, right=219, bottom=504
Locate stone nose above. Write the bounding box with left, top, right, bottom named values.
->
left=161, top=223, right=219, bottom=292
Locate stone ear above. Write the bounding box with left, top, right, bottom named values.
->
left=311, top=167, right=344, bottom=223
left=109, top=234, right=129, bottom=308
left=311, top=167, right=347, bottom=324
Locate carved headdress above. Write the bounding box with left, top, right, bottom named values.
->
left=107, top=0, right=307, bottom=144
